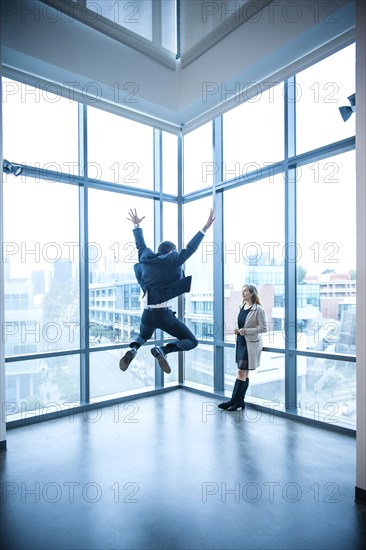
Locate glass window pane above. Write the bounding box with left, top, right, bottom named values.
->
left=164, top=351, right=178, bottom=384
left=90, top=347, right=153, bottom=399
left=183, top=198, right=214, bottom=385
left=90, top=345, right=178, bottom=399
left=296, top=43, right=355, bottom=154
left=3, top=176, right=80, bottom=355
left=297, top=356, right=356, bottom=429
left=296, top=152, right=356, bottom=356
left=162, top=131, right=178, bottom=194
left=86, top=0, right=153, bottom=41
left=87, top=107, right=154, bottom=189
left=163, top=201, right=178, bottom=245
left=2, top=78, right=78, bottom=168
left=184, top=344, right=214, bottom=390
left=88, top=190, right=154, bottom=346
left=183, top=122, right=213, bottom=194
left=225, top=348, right=285, bottom=404
left=161, top=0, right=176, bottom=52
left=223, top=175, right=285, bottom=344
left=5, top=355, right=80, bottom=420
left=223, top=83, right=284, bottom=177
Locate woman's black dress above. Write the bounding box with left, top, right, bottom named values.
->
left=236, top=306, right=252, bottom=366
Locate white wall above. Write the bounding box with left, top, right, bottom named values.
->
left=0, top=30, right=6, bottom=450
left=356, top=0, right=366, bottom=500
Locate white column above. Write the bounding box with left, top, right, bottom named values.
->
left=0, top=39, right=7, bottom=450
left=356, top=0, right=366, bottom=503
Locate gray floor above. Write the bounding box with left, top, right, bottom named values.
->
left=1, top=389, right=366, bottom=550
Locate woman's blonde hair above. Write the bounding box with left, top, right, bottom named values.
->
left=242, top=284, right=262, bottom=305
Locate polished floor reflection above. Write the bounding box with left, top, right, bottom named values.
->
left=1, top=390, right=365, bottom=550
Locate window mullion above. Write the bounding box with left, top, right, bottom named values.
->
left=213, top=117, right=224, bottom=394
left=284, top=77, right=297, bottom=411
left=78, top=103, right=90, bottom=404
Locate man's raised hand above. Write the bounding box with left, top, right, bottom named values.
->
left=127, top=208, right=145, bottom=226
left=203, top=208, right=215, bottom=231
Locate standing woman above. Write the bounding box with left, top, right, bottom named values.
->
left=219, top=284, right=267, bottom=411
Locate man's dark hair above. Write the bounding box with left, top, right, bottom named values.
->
left=158, top=241, right=177, bottom=254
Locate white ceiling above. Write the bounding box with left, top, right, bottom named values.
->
left=1, top=0, right=355, bottom=133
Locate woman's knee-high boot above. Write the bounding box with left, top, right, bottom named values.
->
left=218, top=379, right=240, bottom=410
left=227, top=378, right=249, bottom=411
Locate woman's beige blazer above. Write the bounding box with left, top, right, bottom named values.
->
left=239, top=303, right=267, bottom=370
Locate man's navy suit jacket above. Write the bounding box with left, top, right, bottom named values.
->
left=132, top=227, right=205, bottom=305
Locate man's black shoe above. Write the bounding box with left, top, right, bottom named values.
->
left=119, top=348, right=137, bottom=371
left=151, top=346, right=171, bottom=374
